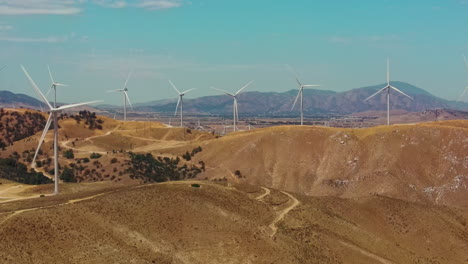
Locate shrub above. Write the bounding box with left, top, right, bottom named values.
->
left=110, top=158, right=118, bottom=164
left=90, top=152, right=102, bottom=159
left=60, top=166, right=76, bottom=183
left=63, top=149, right=74, bottom=159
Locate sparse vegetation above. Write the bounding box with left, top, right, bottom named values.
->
left=127, top=152, right=202, bottom=183
left=0, top=157, right=52, bottom=184
left=90, top=152, right=102, bottom=159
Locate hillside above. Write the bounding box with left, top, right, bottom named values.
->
left=180, top=121, right=468, bottom=209
left=0, top=181, right=466, bottom=263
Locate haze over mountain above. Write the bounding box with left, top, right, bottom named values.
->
left=125, top=82, right=468, bottom=115
left=2, top=82, right=467, bottom=116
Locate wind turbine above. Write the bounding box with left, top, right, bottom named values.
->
left=457, top=54, right=468, bottom=102
left=45, top=65, right=68, bottom=108
left=211, top=80, right=253, bottom=132
left=0, top=65, right=6, bottom=72
left=22, top=65, right=101, bottom=195
left=364, top=59, right=413, bottom=125
left=169, top=80, right=195, bottom=127
left=108, top=71, right=133, bottom=121
left=288, top=65, right=320, bottom=126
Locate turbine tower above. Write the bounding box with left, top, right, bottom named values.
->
left=211, top=80, right=253, bottom=132
left=108, top=71, right=133, bottom=121
left=22, top=65, right=101, bottom=195
left=364, top=59, right=413, bottom=125
left=457, top=54, right=468, bottom=102
left=169, top=80, right=195, bottom=127
left=288, top=65, right=320, bottom=126
left=45, top=65, right=68, bottom=108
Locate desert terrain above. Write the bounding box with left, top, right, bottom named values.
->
left=0, top=109, right=467, bottom=263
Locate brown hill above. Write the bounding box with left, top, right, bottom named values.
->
left=186, top=121, right=468, bottom=209
left=0, top=181, right=466, bottom=263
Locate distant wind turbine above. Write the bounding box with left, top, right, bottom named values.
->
left=0, top=65, right=6, bottom=72
left=211, top=80, right=253, bottom=132
left=22, top=65, right=101, bottom=195
left=364, top=59, right=413, bottom=125
left=45, top=65, right=68, bottom=108
left=288, top=65, right=320, bottom=126
left=457, top=54, right=468, bottom=102
left=108, top=71, right=133, bottom=121
left=169, top=80, right=195, bottom=127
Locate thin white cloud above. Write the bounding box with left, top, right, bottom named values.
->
left=0, top=0, right=183, bottom=15
left=0, top=0, right=82, bottom=15
left=0, top=35, right=68, bottom=43
left=136, top=0, right=182, bottom=10
left=93, top=0, right=127, bottom=8
left=0, top=24, right=13, bottom=31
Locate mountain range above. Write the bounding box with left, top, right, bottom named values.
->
left=1, top=82, right=467, bottom=116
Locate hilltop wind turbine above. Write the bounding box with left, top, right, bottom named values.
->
left=288, top=65, right=320, bottom=126
left=45, top=65, right=68, bottom=108
left=364, top=59, right=413, bottom=125
left=211, top=80, right=253, bottom=132
left=108, top=71, right=133, bottom=121
left=169, top=80, right=195, bottom=127
left=457, top=54, right=468, bottom=102
left=22, top=65, right=101, bottom=195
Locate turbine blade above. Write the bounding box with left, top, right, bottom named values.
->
left=286, top=64, right=300, bottom=79
left=47, top=64, right=54, bottom=84
left=31, top=114, right=53, bottom=166
left=387, top=58, right=390, bottom=85
left=45, top=85, right=53, bottom=98
left=106, top=89, right=122, bottom=93
left=174, top=96, right=181, bottom=116
left=55, top=83, right=68, bottom=87
left=364, top=86, right=387, bottom=101
left=21, top=65, right=53, bottom=110
left=291, top=88, right=302, bottom=110
left=295, top=77, right=303, bottom=88
left=123, top=70, right=132, bottom=89
left=463, top=54, right=468, bottom=69
left=169, top=80, right=181, bottom=94
left=181, top=88, right=196, bottom=95
left=0, top=65, right=6, bottom=72
left=235, top=80, right=254, bottom=96
left=123, top=91, right=133, bottom=109
left=457, top=87, right=468, bottom=101
left=211, top=87, right=234, bottom=97
left=302, top=84, right=320, bottom=87
left=57, top=100, right=102, bottom=111
left=390, top=85, right=413, bottom=100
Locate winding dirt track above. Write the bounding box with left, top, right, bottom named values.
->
left=268, top=191, right=300, bottom=237
left=339, top=241, right=394, bottom=264
left=255, top=187, right=271, bottom=200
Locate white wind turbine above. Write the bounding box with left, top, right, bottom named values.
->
left=22, top=65, right=101, bottom=195
left=364, top=59, right=413, bottom=125
left=457, top=54, right=468, bottom=102
left=169, top=80, right=195, bottom=127
left=45, top=65, right=68, bottom=108
left=108, top=71, right=133, bottom=121
left=211, top=80, right=254, bottom=132
left=288, top=65, right=320, bottom=126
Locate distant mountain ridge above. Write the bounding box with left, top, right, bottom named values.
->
left=133, top=81, right=468, bottom=116
left=2, top=81, right=468, bottom=115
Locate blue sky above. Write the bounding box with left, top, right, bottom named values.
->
left=0, top=0, right=467, bottom=105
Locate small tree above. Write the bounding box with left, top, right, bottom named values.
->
left=90, top=152, right=102, bottom=159
left=60, top=166, right=76, bottom=182
left=63, top=149, right=74, bottom=159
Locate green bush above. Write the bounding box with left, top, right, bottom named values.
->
left=63, top=149, right=74, bottom=159
left=90, top=153, right=102, bottom=159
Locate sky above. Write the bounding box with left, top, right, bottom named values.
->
left=0, top=0, right=467, bottom=105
